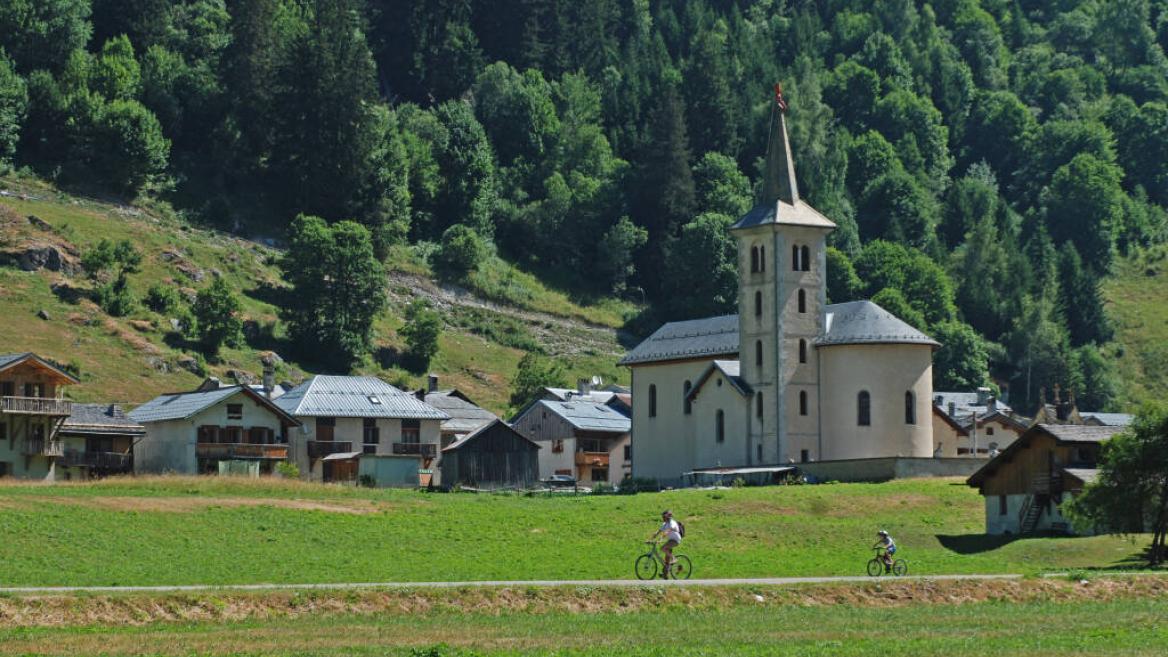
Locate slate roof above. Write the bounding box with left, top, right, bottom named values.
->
left=536, top=399, right=631, bottom=433
left=0, top=352, right=81, bottom=383
left=61, top=403, right=145, bottom=436
left=423, top=390, right=497, bottom=435
left=817, top=301, right=940, bottom=348
left=731, top=199, right=837, bottom=230
left=618, top=314, right=739, bottom=366
left=968, top=423, right=1124, bottom=488
left=130, top=386, right=298, bottom=425
left=442, top=419, right=541, bottom=452
left=1040, top=424, right=1125, bottom=443
left=275, top=376, right=448, bottom=420
left=1081, top=412, right=1134, bottom=427
left=688, top=360, right=752, bottom=400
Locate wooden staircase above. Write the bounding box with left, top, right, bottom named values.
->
left=1017, top=473, right=1056, bottom=534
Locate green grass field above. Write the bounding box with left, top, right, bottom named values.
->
left=0, top=477, right=1152, bottom=587
left=1, top=580, right=1165, bottom=656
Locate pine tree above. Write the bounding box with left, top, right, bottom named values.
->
left=1058, top=242, right=1113, bottom=347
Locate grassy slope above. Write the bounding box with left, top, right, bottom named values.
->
left=0, top=477, right=1153, bottom=587
left=1, top=583, right=1166, bottom=656
left=0, top=177, right=633, bottom=413
left=1104, top=245, right=1168, bottom=406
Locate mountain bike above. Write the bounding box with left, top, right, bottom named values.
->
left=867, top=547, right=907, bottom=576
left=635, top=540, right=693, bottom=580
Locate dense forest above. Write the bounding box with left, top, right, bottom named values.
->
left=1, top=0, right=1166, bottom=412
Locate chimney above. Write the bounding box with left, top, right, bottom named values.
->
left=986, top=395, right=996, bottom=412
left=108, top=403, right=122, bottom=418
left=577, top=377, right=592, bottom=397
left=262, top=359, right=275, bottom=399
left=428, top=374, right=439, bottom=393
left=197, top=377, right=221, bottom=392
left=948, top=401, right=956, bottom=417
left=415, top=388, right=425, bottom=401
left=933, top=395, right=943, bottom=406
left=976, top=387, right=991, bottom=406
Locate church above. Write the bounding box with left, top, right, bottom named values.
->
left=620, top=88, right=940, bottom=486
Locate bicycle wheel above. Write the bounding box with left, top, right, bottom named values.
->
left=670, top=554, right=693, bottom=580
left=892, top=559, right=908, bottom=576
left=866, top=558, right=884, bottom=577
left=635, top=554, right=658, bottom=580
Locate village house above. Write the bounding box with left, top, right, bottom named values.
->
left=933, top=389, right=1028, bottom=456
left=0, top=352, right=78, bottom=479
left=439, top=419, right=541, bottom=490
left=415, top=375, right=498, bottom=446
left=511, top=396, right=631, bottom=486
left=620, top=91, right=941, bottom=486
left=966, top=423, right=1125, bottom=535
left=274, top=375, right=448, bottom=485
left=130, top=384, right=299, bottom=475
left=56, top=403, right=143, bottom=479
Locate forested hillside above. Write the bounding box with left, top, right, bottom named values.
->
left=1, top=1, right=1166, bottom=411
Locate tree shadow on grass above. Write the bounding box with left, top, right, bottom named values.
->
left=936, top=533, right=1022, bottom=555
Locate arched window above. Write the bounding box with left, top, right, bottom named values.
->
left=905, top=390, right=915, bottom=424
left=649, top=384, right=657, bottom=418
left=759, top=245, right=766, bottom=271
left=798, top=339, right=807, bottom=364
left=858, top=390, right=871, bottom=426
left=756, top=392, right=763, bottom=419
left=754, top=291, right=763, bottom=317
left=798, top=289, right=806, bottom=313
left=791, top=245, right=800, bottom=271
left=799, top=390, right=808, bottom=416
left=683, top=380, right=692, bottom=415
left=715, top=410, right=725, bottom=443
left=755, top=340, right=763, bottom=367
left=750, top=246, right=759, bottom=273
left=801, top=245, right=811, bottom=271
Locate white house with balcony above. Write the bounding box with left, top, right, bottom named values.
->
left=274, top=376, right=448, bottom=485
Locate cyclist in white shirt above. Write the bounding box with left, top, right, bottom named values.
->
left=651, top=510, right=681, bottom=579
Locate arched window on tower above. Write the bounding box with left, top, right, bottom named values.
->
left=750, top=246, right=759, bottom=273
left=858, top=391, right=871, bottom=426
left=755, top=340, right=763, bottom=367
left=791, top=245, right=800, bottom=271
left=649, top=384, right=657, bottom=418
left=754, top=291, right=763, bottom=317
left=683, top=380, right=692, bottom=415
left=715, top=410, right=725, bottom=443
left=798, top=289, right=806, bottom=313
left=756, top=392, right=763, bottom=419
left=799, top=390, right=808, bottom=416
left=905, top=390, right=916, bottom=424
left=801, top=245, right=811, bottom=271
left=759, top=245, right=766, bottom=272
left=798, top=339, right=807, bottom=364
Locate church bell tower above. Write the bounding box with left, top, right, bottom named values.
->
left=730, top=84, right=836, bottom=465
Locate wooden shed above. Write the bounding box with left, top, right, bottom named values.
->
left=966, top=424, right=1123, bottom=535
left=439, top=420, right=540, bottom=490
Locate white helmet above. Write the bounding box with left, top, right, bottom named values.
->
left=878, top=530, right=889, bottom=536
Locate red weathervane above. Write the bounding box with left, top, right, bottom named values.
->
left=773, top=83, right=788, bottom=111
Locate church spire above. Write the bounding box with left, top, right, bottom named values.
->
left=761, top=83, right=799, bottom=205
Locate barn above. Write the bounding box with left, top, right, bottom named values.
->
left=438, top=419, right=541, bottom=490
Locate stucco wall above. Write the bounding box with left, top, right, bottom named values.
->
left=689, top=371, right=751, bottom=469
left=290, top=416, right=440, bottom=482
left=983, top=492, right=1084, bottom=535
left=0, top=415, right=56, bottom=479
left=932, top=413, right=963, bottom=458
left=136, top=392, right=285, bottom=474
left=818, top=343, right=934, bottom=460
left=629, top=359, right=727, bottom=485
left=798, top=456, right=983, bottom=482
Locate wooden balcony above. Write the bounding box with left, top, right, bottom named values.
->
left=1, top=396, right=72, bottom=416
left=23, top=439, right=64, bottom=457
left=59, top=450, right=131, bottom=470
left=308, top=441, right=354, bottom=459
left=392, top=442, right=437, bottom=458
left=575, top=451, right=610, bottom=467
left=196, top=443, right=288, bottom=460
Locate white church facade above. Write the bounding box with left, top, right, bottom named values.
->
left=620, top=89, right=939, bottom=485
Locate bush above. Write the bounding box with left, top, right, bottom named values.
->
left=592, top=482, right=616, bottom=494
left=400, top=299, right=442, bottom=372
left=275, top=462, right=300, bottom=479
left=144, top=283, right=180, bottom=313
left=94, top=277, right=136, bottom=317
left=433, top=225, right=487, bottom=279
left=617, top=477, right=660, bottom=494
left=192, top=277, right=243, bottom=356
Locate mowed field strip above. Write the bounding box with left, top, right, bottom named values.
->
left=0, top=476, right=1155, bottom=587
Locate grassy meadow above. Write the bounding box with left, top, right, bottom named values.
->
left=0, top=476, right=1152, bottom=587
left=0, top=579, right=1165, bottom=656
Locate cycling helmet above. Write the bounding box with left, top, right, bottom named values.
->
left=662, top=509, right=673, bottom=517
left=877, top=530, right=888, bottom=536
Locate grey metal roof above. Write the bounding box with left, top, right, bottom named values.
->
left=543, top=387, right=618, bottom=403
left=130, top=386, right=279, bottom=424
left=817, top=301, right=940, bottom=348
left=61, top=403, right=144, bottom=436
left=424, top=390, right=497, bottom=435
left=275, top=375, right=448, bottom=420
left=442, top=419, right=541, bottom=452
left=933, top=391, right=1012, bottom=418
left=537, top=400, right=631, bottom=433
left=731, top=199, right=836, bottom=230
left=688, top=360, right=752, bottom=400
left=618, top=314, right=739, bottom=366
left=1081, top=412, right=1134, bottom=427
